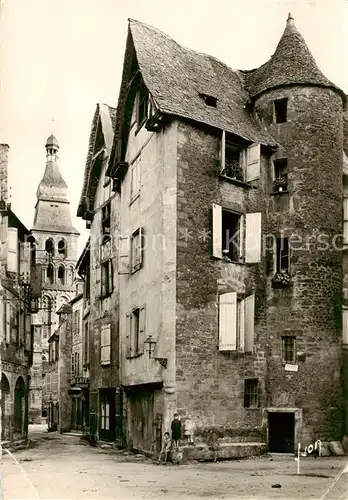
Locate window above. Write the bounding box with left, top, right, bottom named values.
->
left=137, top=82, right=149, bottom=127
left=221, top=210, right=242, bottom=262
left=220, top=131, right=261, bottom=183
left=47, top=264, right=54, bottom=284
left=74, top=352, right=79, bottom=375
left=83, top=322, right=89, bottom=366
left=100, top=401, right=110, bottom=430
left=276, top=237, right=290, bottom=272
left=58, top=265, right=65, bottom=284
left=58, top=239, right=66, bottom=257
left=101, top=202, right=111, bottom=235
left=224, top=141, right=243, bottom=181
left=213, top=204, right=262, bottom=264
left=101, top=260, right=113, bottom=297
left=218, top=292, right=255, bottom=352
left=100, top=324, right=111, bottom=365
left=126, top=306, right=146, bottom=357
left=199, top=93, right=217, bottom=107
left=273, top=158, right=288, bottom=192
left=130, top=157, right=141, bottom=201
left=281, top=336, right=296, bottom=363
left=73, top=310, right=80, bottom=336
left=45, top=238, right=54, bottom=256
left=244, top=379, right=260, bottom=408
left=131, top=229, right=143, bottom=272
left=71, top=354, right=75, bottom=375
left=274, top=98, right=288, bottom=123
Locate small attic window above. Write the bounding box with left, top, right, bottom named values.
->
left=199, top=93, right=217, bottom=107
left=274, top=98, right=288, bottom=123
left=137, top=82, right=149, bottom=127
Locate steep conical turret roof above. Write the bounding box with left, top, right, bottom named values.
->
left=45, top=134, right=59, bottom=150
left=244, top=14, right=345, bottom=103
left=36, top=135, right=68, bottom=202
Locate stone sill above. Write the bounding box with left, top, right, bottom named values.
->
left=219, top=175, right=253, bottom=189
left=270, top=190, right=289, bottom=196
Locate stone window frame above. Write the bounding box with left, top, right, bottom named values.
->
left=244, top=378, right=261, bottom=409
left=281, top=335, right=296, bottom=364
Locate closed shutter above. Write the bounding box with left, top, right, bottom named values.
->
left=138, top=228, right=143, bottom=268
left=218, top=292, right=237, bottom=351
left=239, top=215, right=245, bottom=260
left=238, top=299, right=245, bottom=352
left=246, top=143, right=261, bottom=182
left=126, top=312, right=131, bottom=357
left=7, top=227, right=18, bottom=273
left=101, top=325, right=111, bottom=364
left=138, top=305, right=146, bottom=355
left=95, top=265, right=101, bottom=298
left=245, top=213, right=262, bottom=263
left=212, top=204, right=222, bottom=258
left=118, top=236, right=130, bottom=274
left=244, top=294, right=255, bottom=352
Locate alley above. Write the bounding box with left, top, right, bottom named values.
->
left=1, top=426, right=348, bottom=500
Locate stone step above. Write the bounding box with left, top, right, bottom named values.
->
left=182, top=442, right=267, bottom=462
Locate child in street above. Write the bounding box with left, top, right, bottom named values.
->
left=171, top=413, right=182, bottom=450
left=158, top=432, right=172, bottom=464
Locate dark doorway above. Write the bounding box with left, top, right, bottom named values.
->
left=14, top=376, right=25, bottom=434
left=268, top=412, right=295, bottom=453
left=99, top=389, right=115, bottom=441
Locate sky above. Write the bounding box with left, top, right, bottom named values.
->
left=1, top=0, right=348, bottom=255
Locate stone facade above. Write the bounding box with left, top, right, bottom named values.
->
left=0, top=144, right=33, bottom=444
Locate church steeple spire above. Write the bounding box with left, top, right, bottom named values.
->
left=36, top=134, right=68, bottom=202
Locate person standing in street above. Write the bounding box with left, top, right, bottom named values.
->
left=171, top=413, right=182, bottom=450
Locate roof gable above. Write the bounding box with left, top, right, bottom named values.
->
left=77, top=104, right=116, bottom=218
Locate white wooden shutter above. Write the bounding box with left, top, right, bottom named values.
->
left=220, top=130, right=225, bottom=173
left=138, top=305, right=146, bottom=355
left=138, top=228, right=143, bottom=267
left=245, top=213, right=262, bottom=263
left=126, top=312, right=131, bottom=357
left=344, top=198, right=348, bottom=220
left=244, top=294, right=255, bottom=352
left=212, top=204, right=222, bottom=258
left=239, top=215, right=245, bottom=260
left=238, top=300, right=245, bottom=352
left=343, top=308, right=348, bottom=345
left=7, top=227, right=18, bottom=273
left=19, top=242, right=30, bottom=283
left=219, top=292, right=237, bottom=351
left=104, top=324, right=111, bottom=363
left=118, top=236, right=130, bottom=274
left=246, top=143, right=261, bottom=182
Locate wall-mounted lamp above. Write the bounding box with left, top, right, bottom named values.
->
left=144, top=335, right=168, bottom=368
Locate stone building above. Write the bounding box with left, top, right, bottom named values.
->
left=0, top=144, right=35, bottom=444
left=29, top=135, right=79, bottom=423
left=77, top=104, right=123, bottom=443
left=98, top=14, right=348, bottom=458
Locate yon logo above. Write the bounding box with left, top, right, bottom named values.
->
left=298, top=440, right=321, bottom=457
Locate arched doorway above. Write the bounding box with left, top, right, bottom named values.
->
left=1, top=374, right=10, bottom=440
left=14, top=376, right=25, bottom=435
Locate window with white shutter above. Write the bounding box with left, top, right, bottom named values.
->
left=126, top=312, right=131, bottom=357
left=212, top=204, right=222, bottom=258
left=7, top=227, right=18, bottom=273
left=212, top=205, right=243, bottom=262
left=118, top=236, right=130, bottom=274
left=246, top=143, right=261, bottom=182
left=245, top=213, right=262, bottom=263
left=100, top=324, right=111, bottom=365
left=244, top=294, right=255, bottom=352
left=131, top=228, right=143, bottom=272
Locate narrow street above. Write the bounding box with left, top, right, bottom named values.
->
left=1, top=426, right=348, bottom=499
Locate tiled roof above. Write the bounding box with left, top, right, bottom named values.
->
left=127, top=19, right=277, bottom=146
left=243, top=14, right=346, bottom=103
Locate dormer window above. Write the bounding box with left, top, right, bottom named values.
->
left=274, top=98, right=288, bottom=123
left=137, top=82, right=149, bottom=128
left=199, top=93, right=217, bottom=107
left=101, top=202, right=111, bottom=235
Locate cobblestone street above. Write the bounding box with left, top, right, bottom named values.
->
left=1, top=426, right=347, bottom=499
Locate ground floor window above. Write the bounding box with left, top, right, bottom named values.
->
left=100, top=401, right=110, bottom=430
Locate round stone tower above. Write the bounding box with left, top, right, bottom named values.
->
left=246, top=14, right=346, bottom=444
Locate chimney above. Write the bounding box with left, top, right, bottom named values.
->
left=0, top=144, right=9, bottom=206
